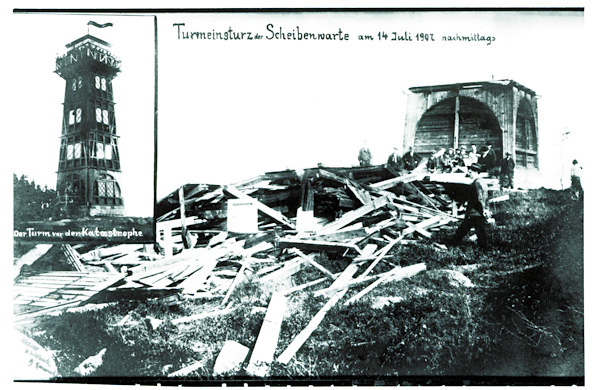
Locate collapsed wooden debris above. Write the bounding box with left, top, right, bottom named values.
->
left=14, top=163, right=503, bottom=374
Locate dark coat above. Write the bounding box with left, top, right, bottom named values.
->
left=465, top=177, right=488, bottom=217
left=500, top=156, right=515, bottom=174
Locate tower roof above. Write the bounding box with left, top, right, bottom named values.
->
left=65, top=34, right=112, bottom=50
left=409, top=79, right=537, bottom=97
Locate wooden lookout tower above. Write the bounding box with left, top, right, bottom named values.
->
left=55, top=33, right=125, bottom=216
left=403, top=79, right=540, bottom=173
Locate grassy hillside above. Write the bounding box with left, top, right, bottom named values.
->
left=17, top=188, right=583, bottom=385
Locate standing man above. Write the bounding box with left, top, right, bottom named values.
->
left=484, top=141, right=497, bottom=175
left=402, top=146, right=422, bottom=171
left=570, top=159, right=583, bottom=200
left=387, top=147, right=404, bottom=173
left=500, top=152, right=515, bottom=189
left=358, top=140, right=372, bottom=167
left=448, top=170, right=491, bottom=249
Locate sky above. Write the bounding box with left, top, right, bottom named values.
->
left=6, top=10, right=589, bottom=207
left=156, top=10, right=586, bottom=198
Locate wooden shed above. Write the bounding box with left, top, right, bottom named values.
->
left=403, top=80, right=539, bottom=170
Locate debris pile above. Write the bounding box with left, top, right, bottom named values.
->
left=14, top=163, right=502, bottom=376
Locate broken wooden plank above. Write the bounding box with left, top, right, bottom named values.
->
left=406, top=182, right=441, bottom=211
left=369, top=171, right=427, bottom=190
left=359, top=236, right=404, bottom=279
left=61, top=245, right=86, bottom=272
left=307, top=226, right=368, bottom=243
left=404, top=221, right=432, bottom=238
left=259, top=257, right=307, bottom=283
left=317, top=194, right=392, bottom=235
left=489, top=194, right=510, bottom=203
left=213, top=340, right=249, bottom=376
left=282, top=277, right=330, bottom=296
left=314, top=244, right=378, bottom=298
left=221, top=256, right=252, bottom=306
left=277, top=288, right=347, bottom=365
left=246, top=293, right=287, bottom=376
left=401, top=215, right=442, bottom=238
left=289, top=248, right=335, bottom=280
left=279, top=237, right=360, bottom=257
left=223, top=186, right=295, bottom=230
left=344, top=263, right=426, bottom=306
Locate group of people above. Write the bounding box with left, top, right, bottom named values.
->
left=359, top=141, right=516, bottom=189
left=425, top=142, right=497, bottom=174
left=358, top=142, right=423, bottom=173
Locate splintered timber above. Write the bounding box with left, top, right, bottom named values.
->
left=173, top=23, right=350, bottom=41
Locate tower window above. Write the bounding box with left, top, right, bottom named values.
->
left=101, top=78, right=107, bottom=91
left=74, top=142, right=81, bottom=158
left=105, top=144, right=112, bottom=160
left=76, top=108, right=82, bottom=123
left=71, top=79, right=77, bottom=91
left=103, top=109, right=109, bottom=125
left=95, top=76, right=100, bottom=89
left=69, top=110, right=75, bottom=125
left=77, top=76, right=82, bottom=89
left=96, top=108, right=102, bottom=123
left=67, top=144, right=74, bottom=160
left=96, top=143, right=105, bottom=159
left=93, top=174, right=122, bottom=205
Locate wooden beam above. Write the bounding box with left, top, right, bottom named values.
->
left=61, top=245, right=86, bottom=272
left=213, top=340, right=250, bottom=376
left=344, top=263, right=426, bottom=305
left=289, top=248, right=335, bottom=280
left=246, top=293, right=287, bottom=377
left=317, top=194, right=392, bottom=235
left=277, top=288, right=347, bottom=365
left=224, top=186, right=296, bottom=230
left=359, top=236, right=404, bottom=279
left=369, top=171, right=427, bottom=191
left=278, top=238, right=360, bottom=256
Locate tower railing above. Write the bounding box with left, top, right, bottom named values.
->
left=56, top=43, right=121, bottom=73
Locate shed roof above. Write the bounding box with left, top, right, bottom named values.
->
left=409, top=79, right=536, bottom=97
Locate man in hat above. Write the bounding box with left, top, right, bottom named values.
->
left=482, top=141, right=497, bottom=175
left=500, top=152, right=515, bottom=189
left=448, top=170, right=491, bottom=249
left=387, top=147, right=403, bottom=173
left=358, top=140, right=372, bottom=167
left=402, top=146, right=422, bottom=171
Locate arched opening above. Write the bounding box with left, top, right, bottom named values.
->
left=93, top=174, right=123, bottom=206
left=515, top=99, right=538, bottom=168
left=414, top=96, right=503, bottom=159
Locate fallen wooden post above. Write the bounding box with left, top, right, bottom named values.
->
left=279, top=237, right=360, bottom=257
left=221, top=257, right=252, bottom=306
left=276, top=288, right=347, bottom=365
left=246, top=293, right=287, bottom=377
left=344, top=263, right=426, bottom=306
left=289, top=248, right=335, bottom=280
left=317, top=194, right=392, bottom=235
left=213, top=340, right=249, bottom=376
left=359, top=236, right=404, bottom=279
left=61, top=245, right=86, bottom=272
